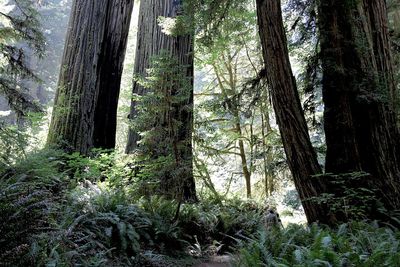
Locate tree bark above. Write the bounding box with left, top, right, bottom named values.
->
left=126, top=0, right=192, bottom=153
left=93, top=0, right=134, bottom=149
left=212, top=57, right=253, bottom=199
left=125, top=0, right=163, bottom=153
left=126, top=0, right=196, bottom=201
left=261, top=102, right=275, bottom=197
left=256, top=0, right=330, bottom=224
left=318, top=0, right=400, bottom=215
left=236, top=121, right=252, bottom=198
left=47, top=0, right=133, bottom=154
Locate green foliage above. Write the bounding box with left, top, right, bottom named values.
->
left=0, top=123, right=28, bottom=167
left=236, top=222, right=400, bottom=267
left=185, top=0, right=253, bottom=48
left=2, top=150, right=400, bottom=266
left=29, top=191, right=264, bottom=265
left=0, top=149, right=67, bottom=265
left=129, top=51, right=193, bottom=199
left=310, top=172, right=386, bottom=222
left=0, top=149, right=266, bottom=266
left=192, top=0, right=285, bottom=199
left=284, top=0, right=327, bottom=144
left=283, top=189, right=302, bottom=211
left=65, top=149, right=117, bottom=183
left=0, top=0, right=45, bottom=117
left=0, top=110, right=46, bottom=168
left=158, top=15, right=193, bottom=37
left=41, top=188, right=153, bottom=266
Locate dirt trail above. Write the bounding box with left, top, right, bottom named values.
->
left=193, top=255, right=233, bottom=267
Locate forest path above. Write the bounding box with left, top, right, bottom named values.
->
left=193, top=255, right=233, bottom=267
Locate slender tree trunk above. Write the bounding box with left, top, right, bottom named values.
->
left=213, top=59, right=253, bottom=199
left=236, top=121, right=252, bottom=198
left=318, top=0, right=400, bottom=216
left=261, top=102, right=275, bottom=196
left=193, top=155, right=221, bottom=201
left=126, top=0, right=196, bottom=201
left=256, top=0, right=330, bottom=224
left=261, top=110, right=269, bottom=197
left=47, top=0, right=133, bottom=154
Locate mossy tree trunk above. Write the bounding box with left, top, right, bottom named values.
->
left=318, top=0, right=400, bottom=218
left=47, top=0, right=134, bottom=154
left=256, top=0, right=331, bottom=224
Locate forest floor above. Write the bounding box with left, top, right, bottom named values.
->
left=194, top=255, right=233, bottom=267
left=2, top=150, right=400, bottom=266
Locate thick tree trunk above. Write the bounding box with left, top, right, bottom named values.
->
left=47, top=0, right=133, bottom=154
left=126, top=0, right=191, bottom=153
left=318, top=0, right=400, bottom=216
left=125, top=0, right=162, bottom=153
left=256, top=0, right=330, bottom=224
left=93, top=0, right=134, bottom=149
left=126, top=0, right=196, bottom=201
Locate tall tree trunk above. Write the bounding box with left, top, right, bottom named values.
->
left=236, top=121, right=252, bottom=198
left=93, top=0, right=134, bottom=149
left=126, top=0, right=196, bottom=201
left=318, top=0, right=400, bottom=216
left=126, top=0, right=191, bottom=153
left=47, top=0, right=133, bottom=154
left=256, top=0, right=330, bottom=224
left=261, top=102, right=275, bottom=197
left=125, top=0, right=163, bottom=153
left=213, top=58, right=253, bottom=199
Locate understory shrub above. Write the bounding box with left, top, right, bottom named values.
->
left=0, top=149, right=68, bottom=265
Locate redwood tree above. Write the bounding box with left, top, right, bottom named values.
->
left=47, top=0, right=134, bottom=154
left=93, top=0, right=134, bottom=149
left=318, top=0, right=400, bottom=217
left=126, top=0, right=196, bottom=201
left=125, top=0, right=167, bottom=153
left=256, top=0, right=330, bottom=224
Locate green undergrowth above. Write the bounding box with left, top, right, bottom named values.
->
left=236, top=222, right=400, bottom=267
left=1, top=149, right=400, bottom=266
left=0, top=149, right=263, bottom=266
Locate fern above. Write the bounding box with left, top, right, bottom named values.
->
left=236, top=221, right=400, bottom=267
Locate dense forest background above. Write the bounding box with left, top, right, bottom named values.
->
left=1, top=0, right=400, bottom=266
